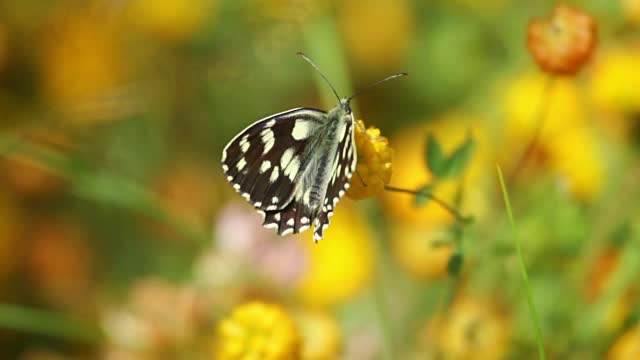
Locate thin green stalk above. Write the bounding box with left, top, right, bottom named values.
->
left=497, top=165, right=546, bottom=360
left=0, top=303, right=104, bottom=343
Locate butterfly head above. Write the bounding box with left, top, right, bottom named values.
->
left=340, top=98, right=353, bottom=114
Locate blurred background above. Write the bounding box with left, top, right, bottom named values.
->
left=1, top=0, right=640, bottom=359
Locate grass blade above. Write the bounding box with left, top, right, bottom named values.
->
left=497, top=165, right=546, bottom=360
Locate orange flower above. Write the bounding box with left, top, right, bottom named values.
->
left=347, top=120, right=393, bottom=200
left=527, top=4, right=597, bottom=75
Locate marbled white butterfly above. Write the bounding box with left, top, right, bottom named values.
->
left=222, top=53, right=405, bottom=242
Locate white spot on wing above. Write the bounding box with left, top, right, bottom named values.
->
left=261, top=129, right=275, bottom=154
left=287, top=218, right=295, bottom=226
left=274, top=213, right=281, bottom=221
left=264, top=223, right=278, bottom=230
left=270, top=166, right=279, bottom=183
left=265, top=119, right=276, bottom=127
left=280, top=148, right=295, bottom=168
left=299, top=225, right=310, bottom=232
left=222, top=164, right=229, bottom=172
left=260, top=160, right=271, bottom=173
left=236, top=158, right=247, bottom=171
left=284, top=156, right=300, bottom=181
left=241, top=141, right=250, bottom=153
left=292, top=119, right=312, bottom=140
left=271, top=196, right=279, bottom=203
left=282, top=228, right=294, bottom=236
left=301, top=217, right=309, bottom=224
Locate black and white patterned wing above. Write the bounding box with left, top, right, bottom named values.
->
left=313, top=119, right=357, bottom=242
left=222, top=108, right=326, bottom=212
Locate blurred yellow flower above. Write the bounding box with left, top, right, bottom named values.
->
left=590, top=47, right=640, bottom=114
left=338, top=0, right=414, bottom=74
left=215, top=301, right=300, bottom=359
left=502, top=72, right=585, bottom=150
left=501, top=71, right=605, bottom=200
left=382, top=114, right=491, bottom=225
left=622, top=0, right=640, bottom=24
left=347, top=120, right=393, bottom=200
left=126, top=0, right=217, bottom=42
left=41, top=10, right=129, bottom=124
left=295, top=310, right=341, bottom=360
left=607, top=326, right=640, bottom=360
left=547, top=126, right=605, bottom=200
left=422, top=297, right=510, bottom=360
left=391, top=223, right=454, bottom=280
left=297, top=203, right=374, bottom=307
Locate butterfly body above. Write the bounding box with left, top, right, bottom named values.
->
left=222, top=99, right=357, bottom=241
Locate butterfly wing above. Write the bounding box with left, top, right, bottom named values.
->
left=222, top=108, right=326, bottom=213
left=313, top=118, right=357, bottom=241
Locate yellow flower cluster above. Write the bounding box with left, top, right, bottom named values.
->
left=215, top=301, right=300, bottom=359
left=347, top=120, right=393, bottom=200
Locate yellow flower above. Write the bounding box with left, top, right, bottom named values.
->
left=391, top=223, right=454, bottom=280
left=347, top=120, right=393, bottom=200
left=215, top=301, right=300, bottom=359
left=295, top=310, right=341, bottom=360
left=382, top=114, right=491, bottom=226
left=547, top=126, right=605, bottom=201
left=607, top=326, right=640, bottom=360
left=126, top=0, right=217, bottom=42
left=297, top=203, right=374, bottom=307
left=502, top=72, right=585, bottom=151
left=338, top=0, right=414, bottom=74
left=590, top=47, right=640, bottom=114
left=421, top=297, right=510, bottom=360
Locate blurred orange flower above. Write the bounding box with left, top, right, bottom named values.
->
left=347, top=120, right=393, bottom=200
left=0, top=193, right=24, bottom=285
left=527, top=4, right=597, bottom=75
left=215, top=301, right=300, bottom=359
left=297, top=203, right=374, bottom=307
left=126, top=0, right=217, bottom=42
left=27, top=220, right=94, bottom=309
left=152, top=159, right=219, bottom=235
left=338, top=0, right=414, bottom=75
left=382, top=114, right=491, bottom=225
left=0, top=23, right=8, bottom=73
left=41, top=9, right=130, bottom=124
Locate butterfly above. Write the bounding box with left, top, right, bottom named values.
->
left=222, top=53, right=406, bottom=242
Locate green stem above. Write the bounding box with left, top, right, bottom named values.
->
left=0, top=303, right=104, bottom=343
left=384, top=185, right=472, bottom=225
left=497, top=165, right=547, bottom=360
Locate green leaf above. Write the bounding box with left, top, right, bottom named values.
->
left=444, top=135, right=476, bottom=178
left=426, top=133, right=447, bottom=177
left=414, top=184, right=433, bottom=207
left=426, top=133, right=476, bottom=178
left=448, top=251, right=464, bottom=277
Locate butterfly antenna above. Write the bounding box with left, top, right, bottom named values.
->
left=297, top=52, right=341, bottom=101
left=348, top=73, right=408, bottom=102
